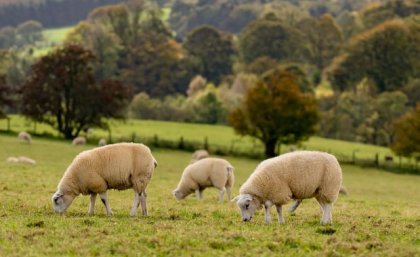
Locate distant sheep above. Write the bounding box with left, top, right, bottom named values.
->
left=72, top=136, right=86, bottom=145
left=173, top=158, right=234, bottom=203
left=51, top=143, right=157, bottom=216
left=18, top=131, right=32, bottom=144
left=7, top=156, right=36, bottom=165
left=191, top=149, right=209, bottom=162
left=233, top=151, right=343, bottom=225
left=98, top=138, right=106, bottom=146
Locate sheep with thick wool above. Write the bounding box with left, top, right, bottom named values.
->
left=18, top=131, right=32, bottom=144
left=98, top=138, right=107, bottom=146
left=173, top=158, right=234, bottom=203
left=233, top=151, right=343, bottom=225
left=7, top=156, right=36, bottom=165
left=52, top=143, right=157, bottom=216
left=191, top=149, right=209, bottom=162
left=72, top=136, right=86, bottom=145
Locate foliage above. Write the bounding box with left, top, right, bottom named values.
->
left=297, top=14, right=343, bottom=71
left=320, top=87, right=410, bottom=146
left=0, top=74, right=12, bottom=118
left=65, top=21, right=121, bottom=80
left=184, top=25, right=235, bottom=84
left=21, top=44, right=132, bottom=139
left=239, top=17, right=304, bottom=64
left=328, top=20, right=420, bottom=92
left=229, top=68, right=319, bottom=157
left=192, top=84, right=226, bottom=124
left=392, top=103, right=420, bottom=157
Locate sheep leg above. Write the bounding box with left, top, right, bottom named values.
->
left=276, top=205, right=285, bottom=224
left=288, top=199, right=302, bottom=213
left=130, top=192, right=141, bottom=216
left=218, top=187, right=226, bottom=204
left=264, top=201, right=272, bottom=224
left=226, top=187, right=231, bottom=201
left=88, top=194, right=97, bottom=215
left=99, top=192, right=113, bottom=216
left=139, top=191, right=148, bottom=216
left=195, top=189, right=202, bottom=200
left=320, top=203, right=333, bottom=225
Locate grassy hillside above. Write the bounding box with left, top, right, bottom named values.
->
left=0, top=134, right=419, bottom=256
left=0, top=115, right=407, bottom=164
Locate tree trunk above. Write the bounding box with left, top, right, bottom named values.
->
left=264, top=138, right=277, bottom=158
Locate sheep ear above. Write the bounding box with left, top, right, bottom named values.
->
left=231, top=195, right=240, bottom=202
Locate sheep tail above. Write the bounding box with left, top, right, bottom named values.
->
left=339, top=185, right=348, bottom=195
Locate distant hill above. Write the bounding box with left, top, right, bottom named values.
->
left=0, top=0, right=125, bottom=28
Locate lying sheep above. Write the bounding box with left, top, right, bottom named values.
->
left=98, top=138, right=106, bottom=146
left=233, top=151, right=343, bottom=225
left=51, top=143, right=157, bottom=216
left=6, top=156, right=36, bottom=165
left=173, top=158, right=234, bottom=203
left=191, top=149, right=209, bottom=162
left=18, top=131, right=32, bottom=144
left=72, top=136, right=86, bottom=145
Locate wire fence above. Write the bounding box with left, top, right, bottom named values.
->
left=1, top=125, right=419, bottom=175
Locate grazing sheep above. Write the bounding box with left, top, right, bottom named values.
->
left=7, top=156, right=36, bottom=165
left=98, top=138, right=106, bottom=146
left=191, top=149, right=209, bottom=162
left=232, top=151, right=343, bottom=225
left=18, top=131, right=32, bottom=144
left=173, top=158, right=234, bottom=203
left=51, top=143, right=158, bottom=216
left=72, top=136, right=86, bottom=145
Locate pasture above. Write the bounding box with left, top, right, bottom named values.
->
left=0, top=134, right=419, bottom=256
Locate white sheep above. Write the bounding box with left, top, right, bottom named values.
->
left=191, top=149, right=209, bottom=161
left=173, top=157, right=234, bottom=203
left=51, top=143, right=157, bottom=216
left=98, top=138, right=106, bottom=146
left=232, top=151, right=343, bottom=225
left=7, top=156, right=36, bottom=165
left=72, top=136, right=86, bottom=145
left=18, top=131, right=32, bottom=144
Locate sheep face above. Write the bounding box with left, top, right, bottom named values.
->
left=51, top=191, right=75, bottom=213
left=233, top=194, right=260, bottom=222
left=172, top=189, right=186, bottom=200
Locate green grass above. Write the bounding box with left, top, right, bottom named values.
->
left=0, top=134, right=419, bottom=256
left=0, top=115, right=407, bottom=162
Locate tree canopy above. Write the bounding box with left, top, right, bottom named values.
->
left=21, top=44, right=132, bottom=139
left=229, top=68, right=319, bottom=157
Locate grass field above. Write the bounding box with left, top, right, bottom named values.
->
left=0, top=115, right=407, bottom=163
left=0, top=134, right=419, bottom=256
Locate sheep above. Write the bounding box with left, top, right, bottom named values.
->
left=232, top=151, right=343, bottom=225
left=72, top=136, right=86, bottom=145
left=98, top=138, right=106, bottom=146
left=6, top=156, right=36, bottom=165
left=18, top=131, right=32, bottom=144
left=288, top=185, right=348, bottom=213
left=173, top=157, right=234, bottom=203
left=51, top=143, right=158, bottom=216
left=191, top=149, right=209, bottom=162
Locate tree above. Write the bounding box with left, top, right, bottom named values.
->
left=184, top=25, right=235, bottom=84
left=65, top=21, right=122, bottom=80
left=328, top=20, right=420, bottom=92
left=16, top=20, right=43, bottom=46
left=392, top=104, right=420, bottom=157
left=21, top=44, right=132, bottom=139
left=239, top=17, right=304, bottom=64
left=297, top=14, right=343, bottom=71
left=229, top=69, right=319, bottom=157
left=0, top=74, right=13, bottom=118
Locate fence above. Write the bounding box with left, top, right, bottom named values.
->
left=1, top=122, right=418, bottom=175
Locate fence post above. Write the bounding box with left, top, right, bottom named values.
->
left=33, top=121, right=37, bottom=134
left=352, top=150, right=359, bottom=164
left=204, top=137, right=208, bottom=150
left=179, top=136, right=185, bottom=150
left=107, top=128, right=113, bottom=143
left=6, top=117, right=10, bottom=131
left=154, top=134, right=159, bottom=147
left=374, top=153, right=379, bottom=167
left=131, top=132, right=137, bottom=142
